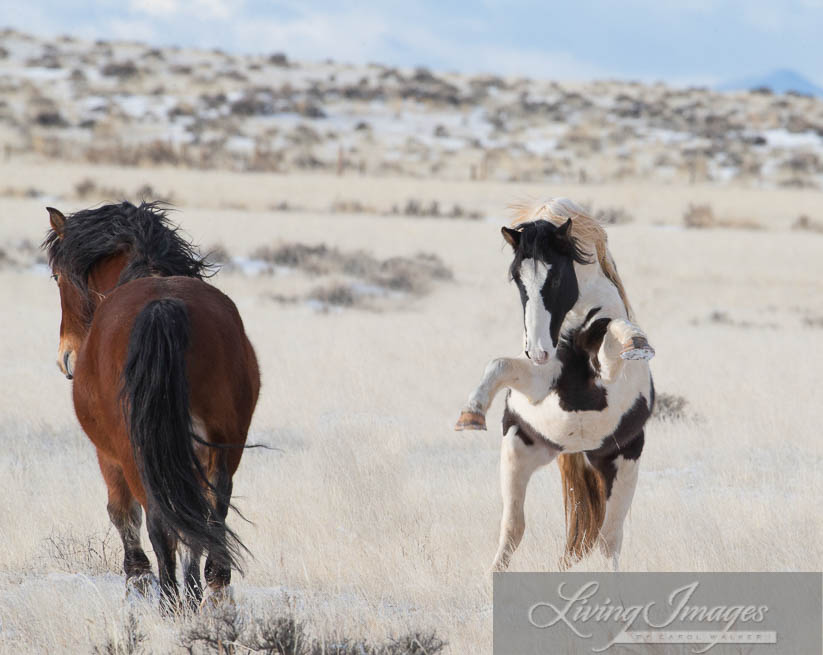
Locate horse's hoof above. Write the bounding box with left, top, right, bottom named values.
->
left=199, top=585, right=235, bottom=613
left=454, top=410, right=486, bottom=431
left=620, top=336, right=655, bottom=361
left=125, top=573, right=159, bottom=603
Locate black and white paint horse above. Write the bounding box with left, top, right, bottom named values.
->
left=455, top=198, right=654, bottom=570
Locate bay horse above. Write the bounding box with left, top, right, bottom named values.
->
left=455, top=198, right=654, bottom=570
left=43, top=201, right=260, bottom=610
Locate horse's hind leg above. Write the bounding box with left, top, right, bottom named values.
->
left=202, top=452, right=233, bottom=607
left=491, top=426, right=556, bottom=572
left=97, top=452, right=153, bottom=585
left=145, top=506, right=180, bottom=612
left=181, top=545, right=203, bottom=609
left=587, top=432, right=643, bottom=569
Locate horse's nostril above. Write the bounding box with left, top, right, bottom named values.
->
left=532, top=350, right=549, bottom=365
left=63, top=351, right=74, bottom=380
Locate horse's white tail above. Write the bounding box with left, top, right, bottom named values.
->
left=557, top=453, right=606, bottom=567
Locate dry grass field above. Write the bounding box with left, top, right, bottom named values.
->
left=0, top=160, right=822, bottom=653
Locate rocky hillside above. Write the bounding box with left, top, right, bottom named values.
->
left=2, top=28, right=823, bottom=187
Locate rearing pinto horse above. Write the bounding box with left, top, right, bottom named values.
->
left=455, top=198, right=654, bottom=571
left=43, top=201, right=260, bottom=609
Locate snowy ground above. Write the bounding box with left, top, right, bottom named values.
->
left=3, top=28, right=823, bottom=188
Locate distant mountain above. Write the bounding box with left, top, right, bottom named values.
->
left=718, top=69, right=823, bottom=97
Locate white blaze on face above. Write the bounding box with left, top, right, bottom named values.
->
left=518, top=260, right=555, bottom=364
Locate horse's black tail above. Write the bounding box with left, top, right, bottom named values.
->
left=122, top=298, right=244, bottom=572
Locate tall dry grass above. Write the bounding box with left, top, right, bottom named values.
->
left=0, top=170, right=821, bottom=653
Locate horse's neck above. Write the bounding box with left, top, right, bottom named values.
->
left=571, top=262, right=628, bottom=323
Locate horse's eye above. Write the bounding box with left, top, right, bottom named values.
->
left=51, top=274, right=59, bottom=282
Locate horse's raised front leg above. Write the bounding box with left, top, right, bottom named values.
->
left=456, top=356, right=559, bottom=430
left=491, top=426, right=557, bottom=571
left=598, top=319, right=655, bottom=384
left=586, top=432, right=644, bottom=569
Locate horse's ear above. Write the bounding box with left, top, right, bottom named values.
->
left=47, top=207, right=66, bottom=238
left=554, top=218, right=590, bottom=263
left=501, top=226, right=521, bottom=249
left=556, top=218, right=573, bottom=238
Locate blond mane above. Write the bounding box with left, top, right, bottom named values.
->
left=509, top=198, right=634, bottom=319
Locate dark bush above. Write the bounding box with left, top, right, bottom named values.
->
left=652, top=393, right=690, bottom=422
left=269, top=53, right=289, bottom=67
left=101, top=60, right=139, bottom=78
left=792, top=215, right=823, bottom=233
left=34, top=111, right=68, bottom=128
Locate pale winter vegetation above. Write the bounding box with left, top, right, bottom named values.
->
left=1, top=164, right=821, bottom=652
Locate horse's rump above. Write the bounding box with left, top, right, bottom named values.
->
left=76, top=276, right=259, bottom=569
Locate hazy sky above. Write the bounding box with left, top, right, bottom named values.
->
left=4, top=0, right=823, bottom=85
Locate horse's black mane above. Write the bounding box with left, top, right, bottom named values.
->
left=508, top=219, right=591, bottom=280
left=43, top=201, right=211, bottom=294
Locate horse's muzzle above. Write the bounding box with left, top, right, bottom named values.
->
left=529, top=350, right=550, bottom=365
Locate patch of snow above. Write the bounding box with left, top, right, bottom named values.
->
left=305, top=299, right=344, bottom=313
left=18, top=68, right=69, bottom=81
left=225, top=135, right=256, bottom=154
left=230, top=257, right=272, bottom=276
left=349, top=282, right=388, bottom=297
left=763, top=129, right=823, bottom=149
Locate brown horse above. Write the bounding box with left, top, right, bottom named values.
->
left=43, top=201, right=260, bottom=610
